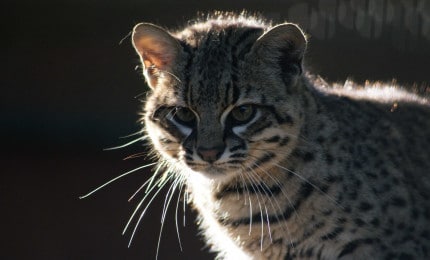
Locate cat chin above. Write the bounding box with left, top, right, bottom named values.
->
left=187, top=166, right=239, bottom=183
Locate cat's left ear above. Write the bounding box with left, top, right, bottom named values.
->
left=251, top=23, right=306, bottom=80
left=132, top=23, right=182, bottom=88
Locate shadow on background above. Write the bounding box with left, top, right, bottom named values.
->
left=2, top=0, right=429, bottom=259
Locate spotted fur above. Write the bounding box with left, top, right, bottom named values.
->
left=131, top=13, right=430, bottom=260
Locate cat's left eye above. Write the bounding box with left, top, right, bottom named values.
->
left=173, top=107, right=196, bottom=126
left=230, top=105, right=256, bottom=124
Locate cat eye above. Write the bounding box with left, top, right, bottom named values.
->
left=230, top=105, right=256, bottom=124
left=173, top=107, right=196, bottom=126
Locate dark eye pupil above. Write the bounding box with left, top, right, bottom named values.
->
left=231, top=105, right=254, bottom=123
left=174, top=107, right=195, bottom=125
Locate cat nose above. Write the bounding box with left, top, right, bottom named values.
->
left=197, top=145, right=225, bottom=163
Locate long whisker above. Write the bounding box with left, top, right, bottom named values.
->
left=156, top=177, right=182, bottom=260
left=237, top=171, right=253, bottom=235
left=124, top=152, right=148, bottom=161
left=274, top=163, right=343, bottom=209
left=126, top=174, right=172, bottom=247
left=79, top=162, right=157, bottom=199
left=122, top=169, right=165, bottom=235
left=119, top=130, right=145, bottom=139
left=128, top=176, right=154, bottom=202
left=241, top=170, right=265, bottom=250
left=161, top=177, right=181, bottom=223
left=104, top=137, right=146, bottom=151
left=183, top=189, right=188, bottom=227
left=247, top=162, right=295, bottom=248
left=175, top=180, right=185, bottom=251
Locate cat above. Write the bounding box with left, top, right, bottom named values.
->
left=128, top=13, right=430, bottom=259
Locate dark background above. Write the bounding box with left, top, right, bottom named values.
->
left=2, top=0, right=429, bottom=259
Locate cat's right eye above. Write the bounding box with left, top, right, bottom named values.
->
left=173, top=107, right=196, bottom=126
left=230, top=104, right=256, bottom=125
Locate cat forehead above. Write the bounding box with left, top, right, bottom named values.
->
left=179, top=27, right=265, bottom=107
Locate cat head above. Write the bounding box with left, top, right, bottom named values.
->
left=132, top=18, right=307, bottom=183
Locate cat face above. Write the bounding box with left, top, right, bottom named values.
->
left=133, top=20, right=307, bottom=182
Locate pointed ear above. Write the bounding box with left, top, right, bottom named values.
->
left=132, top=23, right=181, bottom=88
left=250, top=23, right=306, bottom=83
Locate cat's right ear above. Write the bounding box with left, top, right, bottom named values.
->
left=132, top=23, right=181, bottom=89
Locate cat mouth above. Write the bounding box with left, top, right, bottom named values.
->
left=186, top=163, right=229, bottom=176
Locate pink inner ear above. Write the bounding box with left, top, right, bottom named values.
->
left=135, top=38, right=176, bottom=70
left=141, top=49, right=169, bottom=69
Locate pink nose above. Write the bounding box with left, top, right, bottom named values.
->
left=197, top=146, right=224, bottom=163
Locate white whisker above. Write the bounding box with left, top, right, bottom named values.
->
left=156, top=177, right=181, bottom=260
left=103, top=137, right=146, bottom=151
left=175, top=181, right=185, bottom=251
left=237, top=171, right=253, bottom=235
left=241, top=170, right=265, bottom=251
left=126, top=175, right=171, bottom=247
left=79, top=162, right=157, bottom=199
left=274, top=163, right=343, bottom=209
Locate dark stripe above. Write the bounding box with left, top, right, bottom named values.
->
left=234, top=28, right=263, bottom=60
left=225, top=81, right=232, bottom=107
left=180, top=42, right=193, bottom=106
left=266, top=105, right=294, bottom=125
left=225, top=181, right=316, bottom=227
left=338, top=238, right=374, bottom=258
left=251, top=152, right=275, bottom=168
left=229, top=143, right=246, bottom=152
left=321, top=226, right=344, bottom=240
left=264, top=135, right=280, bottom=143
left=227, top=159, right=243, bottom=164
left=232, top=78, right=240, bottom=104
left=237, top=41, right=256, bottom=60
left=248, top=121, right=273, bottom=136
left=230, top=153, right=246, bottom=158
left=216, top=182, right=282, bottom=200
left=233, top=28, right=262, bottom=47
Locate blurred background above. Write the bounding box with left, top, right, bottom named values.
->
left=2, top=0, right=429, bottom=259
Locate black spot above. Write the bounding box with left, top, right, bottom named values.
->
left=391, top=197, right=407, bottom=207
left=316, top=136, right=325, bottom=144
left=353, top=160, right=363, bottom=169
left=325, top=153, right=334, bottom=165
left=305, top=248, right=314, bottom=257
left=365, top=171, right=378, bottom=179
left=303, top=152, right=315, bottom=162
left=421, top=230, right=430, bottom=240
left=359, top=201, right=374, bottom=211
left=348, top=190, right=358, bottom=200
left=384, top=229, right=393, bottom=236
left=370, top=218, right=380, bottom=227
left=325, top=175, right=338, bottom=183
left=380, top=168, right=389, bottom=177
left=280, top=137, right=290, bottom=146
left=337, top=217, right=347, bottom=224
left=397, top=222, right=406, bottom=230
left=398, top=253, right=414, bottom=260
left=298, top=182, right=314, bottom=200
left=354, top=218, right=366, bottom=227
